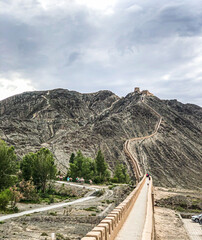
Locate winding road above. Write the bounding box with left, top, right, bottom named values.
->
left=0, top=182, right=99, bottom=222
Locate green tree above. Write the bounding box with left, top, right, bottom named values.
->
left=20, top=153, right=35, bottom=181
left=68, top=150, right=109, bottom=183
left=0, top=140, right=17, bottom=191
left=69, top=150, right=83, bottom=179
left=113, top=164, right=130, bottom=183
left=69, top=151, right=96, bottom=181
left=95, top=150, right=108, bottom=181
left=21, top=148, right=57, bottom=193
left=82, top=157, right=96, bottom=180
left=32, top=148, right=57, bottom=192
left=69, top=153, right=75, bottom=164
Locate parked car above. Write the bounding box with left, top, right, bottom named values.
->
left=191, top=213, right=202, bottom=223
left=199, top=215, right=202, bottom=225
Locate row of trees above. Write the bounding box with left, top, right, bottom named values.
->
left=67, top=150, right=130, bottom=184
left=0, top=139, right=130, bottom=212
left=68, top=150, right=110, bottom=183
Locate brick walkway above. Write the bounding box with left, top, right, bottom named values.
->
left=115, top=179, right=149, bottom=240
left=182, top=219, right=202, bottom=240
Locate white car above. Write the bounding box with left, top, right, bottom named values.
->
left=199, top=215, right=202, bottom=225
left=191, top=213, right=202, bottom=223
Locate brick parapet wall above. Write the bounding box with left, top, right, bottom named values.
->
left=81, top=176, right=146, bottom=240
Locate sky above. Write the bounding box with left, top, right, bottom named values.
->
left=0, top=0, right=202, bottom=106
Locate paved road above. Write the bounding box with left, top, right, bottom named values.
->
left=182, top=219, right=202, bottom=240
left=0, top=196, right=95, bottom=222
left=115, top=179, right=149, bottom=240
left=55, top=181, right=99, bottom=191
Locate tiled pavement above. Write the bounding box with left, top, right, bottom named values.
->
left=182, top=219, right=202, bottom=240
left=115, top=179, right=149, bottom=240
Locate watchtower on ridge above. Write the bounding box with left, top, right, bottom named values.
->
left=134, top=87, right=140, bottom=93
left=134, top=87, right=154, bottom=96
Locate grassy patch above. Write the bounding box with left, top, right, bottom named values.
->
left=56, top=233, right=71, bottom=240
left=49, top=211, right=57, bottom=216
left=84, top=206, right=97, bottom=211
left=108, top=185, right=116, bottom=190
left=156, top=195, right=202, bottom=213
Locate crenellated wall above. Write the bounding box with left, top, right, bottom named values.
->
left=81, top=95, right=159, bottom=240
left=81, top=176, right=146, bottom=240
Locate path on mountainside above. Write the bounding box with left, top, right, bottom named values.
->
left=98, top=98, right=120, bottom=119
left=117, top=97, right=161, bottom=239
left=124, top=97, right=162, bottom=181
left=115, top=178, right=150, bottom=240
left=0, top=182, right=99, bottom=222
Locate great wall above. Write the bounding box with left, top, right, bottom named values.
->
left=81, top=88, right=161, bottom=240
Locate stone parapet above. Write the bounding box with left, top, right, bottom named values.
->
left=142, top=177, right=155, bottom=240
left=81, top=176, right=146, bottom=240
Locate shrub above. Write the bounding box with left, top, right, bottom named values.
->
left=19, top=180, right=39, bottom=202
left=94, top=189, right=105, bottom=197
left=108, top=184, right=116, bottom=190
left=41, top=232, right=48, bottom=236
left=0, top=189, right=11, bottom=211
left=48, top=196, right=54, bottom=204
left=56, top=233, right=71, bottom=240
left=9, top=186, right=23, bottom=209
left=110, top=177, right=118, bottom=183
left=49, top=211, right=57, bottom=216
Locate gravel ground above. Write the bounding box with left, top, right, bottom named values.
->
left=0, top=183, right=131, bottom=240
left=154, top=186, right=202, bottom=240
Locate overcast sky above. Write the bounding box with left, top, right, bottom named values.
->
left=0, top=0, right=202, bottom=105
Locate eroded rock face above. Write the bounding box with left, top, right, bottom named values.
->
left=0, top=88, right=201, bottom=188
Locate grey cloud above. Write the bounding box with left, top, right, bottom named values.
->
left=65, top=52, right=81, bottom=66
left=0, top=0, right=202, bottom=106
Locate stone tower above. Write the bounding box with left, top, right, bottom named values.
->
left=134, top=87, right=140, bottom=93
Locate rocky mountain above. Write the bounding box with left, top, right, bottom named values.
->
left=0, top=88, right=201, bottom=189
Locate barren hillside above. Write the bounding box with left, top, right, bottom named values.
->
left=0, top=89, right=201, bottom=188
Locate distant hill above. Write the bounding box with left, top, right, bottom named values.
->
left=0, top=88, right=201, bottom=189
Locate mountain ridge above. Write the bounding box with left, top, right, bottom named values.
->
left=0, top=88, right=201, bottom=189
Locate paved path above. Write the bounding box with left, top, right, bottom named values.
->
left=182, top=219, right=202, bottom=240
left=0, top=182, right=99, bottom=222
left=55, top=181, right=99, bottom=191
left=115, top=179, right=149, bottom=240
left=0, top=196, right=95, bottom=222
